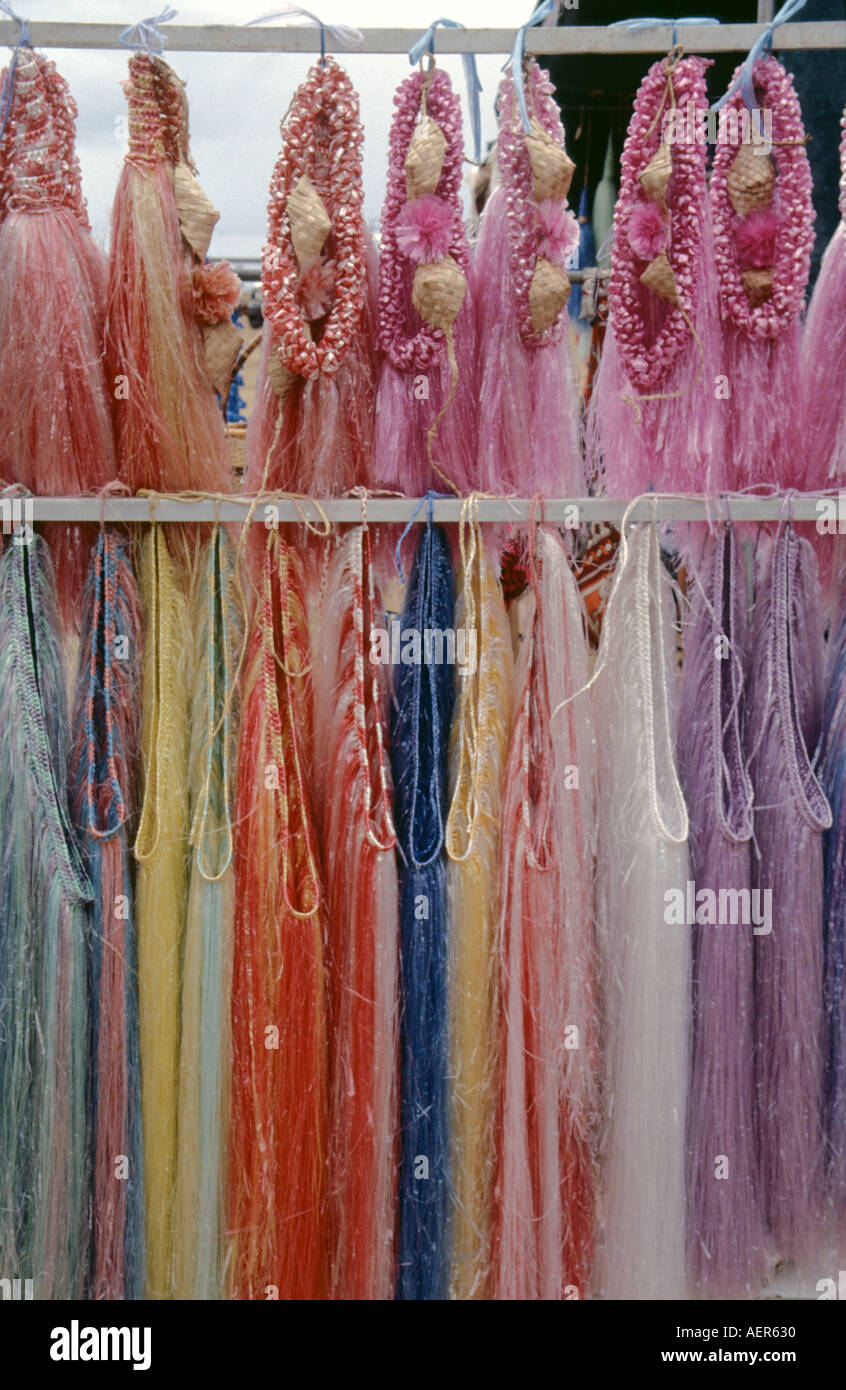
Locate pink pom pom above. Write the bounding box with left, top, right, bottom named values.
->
left=626, top=199, right=669, bottom=261
left=734, top=208, right=780, bottom=270
left=191, top=260, right=241, bottom=324
left=536, top=199, right=579, bottom=265
left=296, top=258, right=337, bottom=320
left=395, top=193, right=453, bottom=264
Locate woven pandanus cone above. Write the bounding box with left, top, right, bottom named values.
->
left=412, top=255, right=467, bottom=330
left=405, top=115, right=447, bottom=199
left=286, top=175, right=331, bottom=270
left=202, top=319, right=242, bottom=394
left=528, top=255, right=570, bottom=333
left=639, top=140, right=672, bottom=207
left=525, top=120, right=576, bottom=203
left=640, top=251, right=680, bottom=306
left=741, top=266, right=774, bottom=306
left=268, top=322, right=312, bottom=398
left=173, top=161, right=220, bottom=261
left=727, top=142, right=776, bottom=216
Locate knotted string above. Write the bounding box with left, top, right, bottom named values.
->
left=409, top=18, right=483, bottom=164
left=84, top=532, right=129, bottom=843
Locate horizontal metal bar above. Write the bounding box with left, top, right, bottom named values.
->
left=0, top=22, right=842, bottom=55
left=231, top=261, right=608, bottom=286
left=5, top=495, right=840, bottom=525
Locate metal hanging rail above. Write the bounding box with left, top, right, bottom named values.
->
left=0, top=21, right=843, bottom=54
left=0, top=18, right=841, bottom=527
left=4, top=495, right=841, bottom=525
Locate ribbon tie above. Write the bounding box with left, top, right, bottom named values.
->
left=119, top=7, right=177, bottom=55
left=712, top=0, right=807, bottom=123
left=247, top=6, right=363, bottom=63
left=409, top=18, right=483, bottom=164
left=508, top=1, right=560, bottom=134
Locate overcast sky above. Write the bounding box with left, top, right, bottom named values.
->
left=27, top=1, right=539, bottom=261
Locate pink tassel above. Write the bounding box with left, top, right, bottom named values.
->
left=586, top=54, right=721, bottom=496
left=0, top=50, right=117, bottom=621
left=244, top=58, right=377, bottom=498
left=710, top=57, right=814, bottom=490
left=474, top=66, right=583, bottom=498
left=493, top=525, right=597, bottom=1300
left=373, top=68, right=476, bottom=495
left=314, top=527, right=399, bottom=1300
left=799, top=109, right=846, bottom=488
left=105, top=54, right=233, bottom=498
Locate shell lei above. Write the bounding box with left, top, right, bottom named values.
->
left=586, top=52, right=720, bottom=496
left=261, top=57, right=366, bottom=386
left=710, top=56, right=814, bottom=489
left=373, top=66, right=476, bottom=494
left=497, top=62, right=576, bottom=346
left=610, top=55, right=712, bottom=395
left=473, top=62, right=584, bottom=498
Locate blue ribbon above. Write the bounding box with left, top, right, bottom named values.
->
left=508, top=1, right=558, bottom=134
left=0, top=3, right=30, bottom=146
left=610, top=15, right=720, bottom=49
left=119, top=7, right=177, bottom=56
left=409, top=18, right=482, bottom=164
left=247, top=8, right=363, bottom=65
left=711, top=0, right=807, bottom=124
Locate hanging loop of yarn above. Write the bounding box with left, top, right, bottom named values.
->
left=405, top=512, right=449, bottom=872
left=133, top=526, right=167, bottom=863
left=518, top=498, right=558, bottom=874
left=83, top=532, right=129, bottom=842
left=768, top=526, right=831, bottom=831
left=445, top=494, right=484, bottom=864
left=11, top=538, right=92, bottom=903
left=351, top=523, right=397, bottom=853
left=260, top=530, right=322, bottom=919
left=634, top=522, right=689, bottom=845
left=191, top=526, right=238, bottom=882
